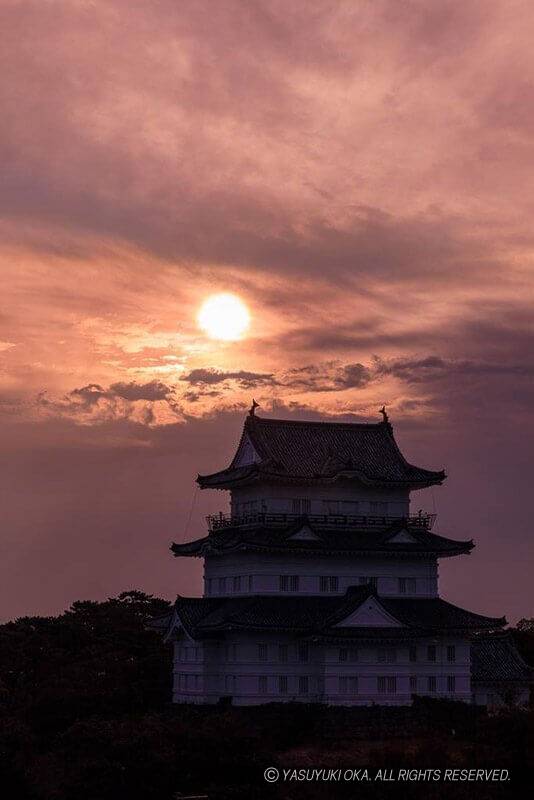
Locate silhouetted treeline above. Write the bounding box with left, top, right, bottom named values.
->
left=0, top=592, right=532, bottom=800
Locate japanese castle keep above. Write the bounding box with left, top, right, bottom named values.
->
left=155, top=407, right=531, bottom=706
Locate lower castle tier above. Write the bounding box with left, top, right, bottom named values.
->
left=153, top=410, right=531, bottom=707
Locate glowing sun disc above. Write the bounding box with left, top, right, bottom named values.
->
left=197, top=293, right=251, bottom=341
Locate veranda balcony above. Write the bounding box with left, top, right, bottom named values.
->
left=206, top=511, right=436, bottom=532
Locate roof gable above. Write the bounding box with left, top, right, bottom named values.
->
left=286, top=524, right=322, bottom=541
left=231, top=433, right=260, bottom=468
left=387, top=528, right=419, bottom=544
left=333, top=596, right=404, bottom=628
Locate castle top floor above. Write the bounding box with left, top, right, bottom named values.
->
left=197, top=408, right=445, bottom=507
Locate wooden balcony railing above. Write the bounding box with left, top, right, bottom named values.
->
left=206, top=511, right=436, bottom=532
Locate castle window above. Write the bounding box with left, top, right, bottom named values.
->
left=298, top=644, right=309, bottom=663
left=225, top=675, right=236, bottom=693
left=320, top=576, right=339, bottom=592
left=409, top=645, right=417, bottom=663
left=410, top=675, right=417, bottom=692
left=399, top=577, right=416, bottom=594
left=218, top=577, right=226, bottom=594
left=339, top=676, right=358, bottom=694
left=279, top=676, right=288, bottom=694
left=258, top=644, right=268, bottom=661
left=298, top=676, right=309, bottom=695
left=377, top=676, right=397, bottom=693
left=447, top=645, right=456, bottom=663
left=428, top=676, right=437, bottom=693
left=341, top=501, right=359, bottom=515
left=259, top=676, right=268, bottom=694
left=339, top=647, right=358, bottom=662
left=323, top=500, right=339, bottom=514
left=359, top=576, right=378, bottom=589
left=377, top=647, right=396, bottom=663
left=233, top=576, right=241, bottom=592
left=447, top=676, right=456, bottom=693
left=292, top=498, right=311, bottom=514
left=427, top=645, right=437, bottom=663
left=279, top=644, right=288, bottom=662
left=370, top=501, right=388, bottom=515
left=280, top=575, right=299, bottom=592
left=248, top=575, right=253, bottom=592
left=399, top=578, right=406, bottom=594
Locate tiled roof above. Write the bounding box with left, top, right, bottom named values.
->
left=471, top=634, right=533, bottom=683
left=162, top=588, right=504, bottom=639
left=197, top=414, right=445, bottom=489
left=171, top=519, right=473, bottom=558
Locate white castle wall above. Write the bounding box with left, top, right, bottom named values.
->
left=230, top=482, right=411, bottom=518
left=203, top=553, right=439, bottom=597
left=172, top=633, right=471, bottom=706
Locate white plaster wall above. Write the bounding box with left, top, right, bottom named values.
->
left=203, top=553, right=439, bottom=597
left=172, top=634, right=471, bottom=706
left=230, top=482, right=410, bottom=518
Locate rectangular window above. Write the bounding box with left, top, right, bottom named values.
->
left=399, top=577, right=406, bottom=594
left=339, top=648, right=348, bottom=662
left=259, top=676, right=268, bottom=695
left=292, top=498, right=311, bottom=514
left=378, top=676, right=396, bottom=693
left=279, top=575, right=288, bottom=591
left=258, top=643, right=268, bottom=662
left=340, top=647, right=358, bottom=663
left=407, top=578, right=416, bottom=593
left=341, top=501, right=359, bottom=515
left=349, top=676, right=359, bottom=693
left=409, top=645, right=417, bottom=663
left=427, top=645, right=437, bottom=662
left=428, top=676, right=437, bottom=693
left=447, top=675, right=456, bottom=693
left=278, top=644, right=288, bottom=662
left=298, top=644, right=309, bottom=663
left=447, top=645, right=456, bottom=663
left=378, top=647, right=396, bottom=663
left=359, top=576, right=378, bottom=588
left=323, top=500, right=340, bottom=515
left=321, top=576, right=338, bottom=592
left=339, top=676, right=348, bottom=694
left=233, top=576, right=241, bottom=593
left=317, top=676, right=325, bottom=695
left=218, top=577, right=226, bottom=594
left=410, top=675, right=417, bottom=692
left=206, top=578, right=212, bottom=595
left=279, top=675, right=288, bottom=694
left=370, top=501, right=388, bottom=514
left=290, top=575, right=299, bottom=592
left=299, top=676, right=309, bottom=695
left=225, top=675, right=235, bottom=693
left=248, top=575, right=253, bottom=592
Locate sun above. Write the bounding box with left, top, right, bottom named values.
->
left=197, top=293, right=251, bottom=341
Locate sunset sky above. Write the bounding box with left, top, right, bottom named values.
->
left=1, top=0, right=533, bottom=622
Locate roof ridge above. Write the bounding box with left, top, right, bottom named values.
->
left=250, top=414, right=384, bottom=429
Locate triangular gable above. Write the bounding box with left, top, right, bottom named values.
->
left=232, top=433, right=260, bottom=467
left=287, top=525, right=321, bottom=541
left=388, top=529, right=419, bottom=544
left=333, top=596, right=404, bottom=628
left=163, top=608, right=197, bottom=643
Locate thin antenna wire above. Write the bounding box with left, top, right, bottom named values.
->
left=180, top=486, right=199, bottom=543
